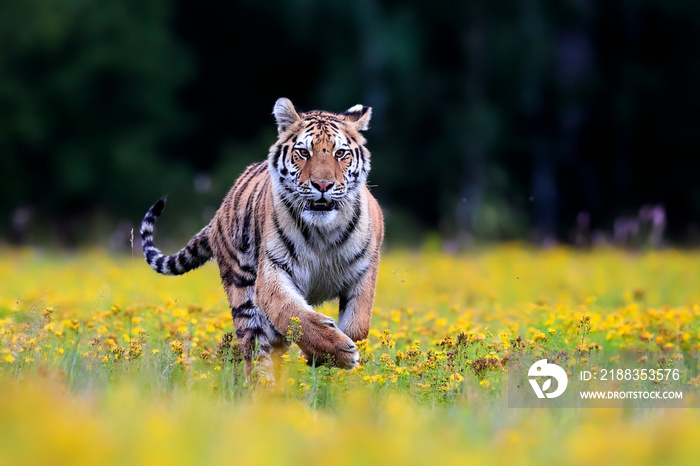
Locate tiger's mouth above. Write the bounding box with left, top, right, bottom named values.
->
left=305, top=199, right=337, bottom=212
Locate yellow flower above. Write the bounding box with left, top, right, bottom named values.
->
left=379, top=329, right=395, bottom=349
left=170, top=340, right=184, bottom=355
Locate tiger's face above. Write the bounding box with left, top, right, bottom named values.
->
left=269, top=98, right=372, bottom=226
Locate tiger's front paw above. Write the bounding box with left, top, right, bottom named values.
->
left=299, top=312, right=359, bottom=369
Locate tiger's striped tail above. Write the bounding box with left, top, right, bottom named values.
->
left=140, top=197, right=213, bottom=276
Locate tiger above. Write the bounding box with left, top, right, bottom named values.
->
left=140, top=98, right=383, bottom=380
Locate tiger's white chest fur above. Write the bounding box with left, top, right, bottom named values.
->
left=297, top=250, right=353, bottom=305
left=270, top=190, right=372, bottom=306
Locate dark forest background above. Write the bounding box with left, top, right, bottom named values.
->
left=2, top=0, right=699, bottom=249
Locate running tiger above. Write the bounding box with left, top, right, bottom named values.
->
left=140, top=98, right=384, bottom=379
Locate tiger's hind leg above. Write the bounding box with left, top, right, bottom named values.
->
left=208, top=224, right=262, bottom=379
left=223, top=268, right=286, bottom=382
left=232, top=308, right=286, bottom=383
left=211, top=238, right=285, bottom=383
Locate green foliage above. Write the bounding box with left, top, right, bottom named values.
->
left=0, top=0, right=193, bottom=238
left=3, top=0, right=700, bottom=245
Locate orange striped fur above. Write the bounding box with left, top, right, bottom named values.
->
left=141, top=98, right=383, bottom=380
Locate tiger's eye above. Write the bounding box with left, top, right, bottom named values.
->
left=335, top=150, right=345, bottom=159
left=298, top=149, right=309, bottom=158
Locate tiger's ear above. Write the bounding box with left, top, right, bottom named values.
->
left=273, top=98, right=301, bottom=134
left=343, top=104, right=372, bottom=131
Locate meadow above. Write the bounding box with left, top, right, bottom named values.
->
left=2, top=245, right=700, bottom=465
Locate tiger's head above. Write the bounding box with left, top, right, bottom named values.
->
left=268, top=98, right=373, bottom=226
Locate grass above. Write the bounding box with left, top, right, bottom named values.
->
left=1, top=244, right=700, bottom=465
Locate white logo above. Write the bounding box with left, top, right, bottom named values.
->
left=528, top=359, right=568, bottom=399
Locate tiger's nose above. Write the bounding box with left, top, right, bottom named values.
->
left=311, top=180, right=334, bottom=193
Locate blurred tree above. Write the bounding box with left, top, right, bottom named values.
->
left=2, top=0, right=700, bottom=246
left=0, top=0, right=193, bottom=243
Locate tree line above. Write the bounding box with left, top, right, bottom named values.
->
left=2, top=0, right=699, bottom=247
